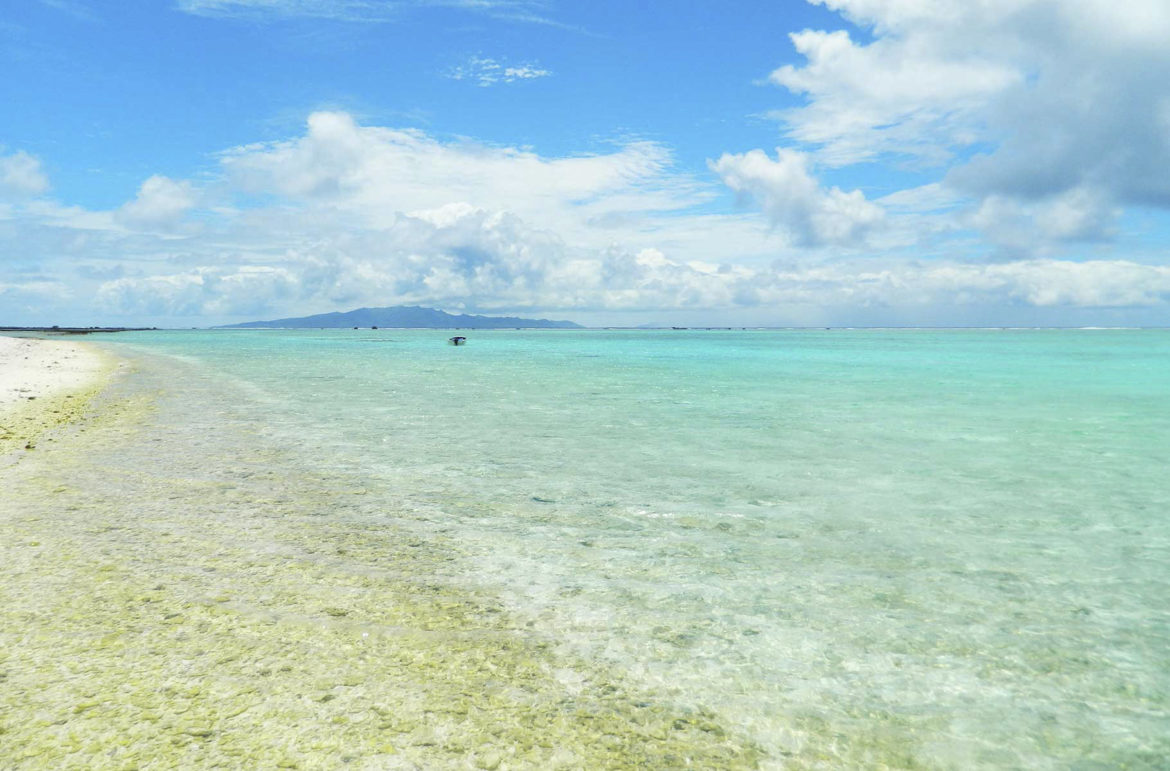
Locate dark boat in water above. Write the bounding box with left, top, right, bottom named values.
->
left=448, top=336, right=467, bottom=346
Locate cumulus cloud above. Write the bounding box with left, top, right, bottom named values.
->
left=447, top=56, right=551, bottom=87
left=769, top=0, right=1170, bottom=254
left=85, top=161, right=1170, bottom=319
left=982, top=260, right=1170, bottom=308
left=219, top=110, right=700, bottom=247
left=711, top=148, right=883, bottom=247
left=968, top=187, right=1120, bottom=258
left=118, top=175, right=196, bottom=226
left=9, top=109, right=1170, bottom=325
left=98, top=265, right=299, bottom=316
left=0, top=151, right=50, bottom=199
left=92, top=229, right=1170, bottom=319
left=770, top=27, right=1017, bottom=166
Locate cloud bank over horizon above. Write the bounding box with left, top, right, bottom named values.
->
left=2, top=0, right=1169, bottom=326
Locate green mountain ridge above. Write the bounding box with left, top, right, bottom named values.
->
left=217, top=306, right=582, bottom=329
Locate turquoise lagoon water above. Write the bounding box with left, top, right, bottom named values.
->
left=81, top=329, right=1170, bottom=765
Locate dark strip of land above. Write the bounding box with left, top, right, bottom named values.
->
left=0, top=327, right=156, bottom=334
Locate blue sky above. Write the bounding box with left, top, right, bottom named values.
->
left=3, top=0, right=1170, bottom=326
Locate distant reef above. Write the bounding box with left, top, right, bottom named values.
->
left=0, top=326, right=155, bottom=334
left=217, top=305, right=582, bottom=330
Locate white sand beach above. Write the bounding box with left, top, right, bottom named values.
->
left=0, top=335, right=111, bottom=453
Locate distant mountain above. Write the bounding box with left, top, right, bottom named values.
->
left=218, top=305, right=582, bottom=330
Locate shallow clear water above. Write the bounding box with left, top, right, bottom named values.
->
left=28, top=329, right=1170, bottom=766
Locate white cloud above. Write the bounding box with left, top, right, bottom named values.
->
left=770, top=27, right=1017, bottom=166
left=37, top=0, right=97, bottom=21
left=97, top=265, right=299, bottom=316
left=968, top=187, right=1119, bottom=258
left=92, top=230, right=1170, bottom=319
left=8, top=110, right=1170, bottom=325
left=21, top=199, right=120, bottom=232
left=983, top=260, right=1170, bottom=308
left=175, top=0, right=551, bottom=23
left=769, top=0, right=1170, bottom=255
left=118, top=175, right=196, bottom=226
left=502, top=64, right=550, bottom=80
left=710, top=147, right=883, bottom=247
left=219, top=111, right=700, bottom=248
left=0, top=151, right=50, bottom=198
left=447, top=56, right=551, bottom=87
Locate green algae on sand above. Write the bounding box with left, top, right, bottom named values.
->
left=0, top=341, right=117, bottom=458
left=0, top=353, right=764, bottom=769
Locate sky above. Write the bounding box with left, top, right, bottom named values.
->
left=2, top=0, right=1170, bottom=327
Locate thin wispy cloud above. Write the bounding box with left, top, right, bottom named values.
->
left=174, top=0, right=556, bottom=24
left=446, top=56, right=551, bottom=87
left=36, top=0, right=98, bottom=21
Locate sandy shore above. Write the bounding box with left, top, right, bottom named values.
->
left=0, top=335, right=112, bottom=453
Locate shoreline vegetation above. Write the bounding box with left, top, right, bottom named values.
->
left=0, top=336, right=763, bottom=769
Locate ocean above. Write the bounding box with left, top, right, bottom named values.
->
left=5, top=328, right=1168, bottom=768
